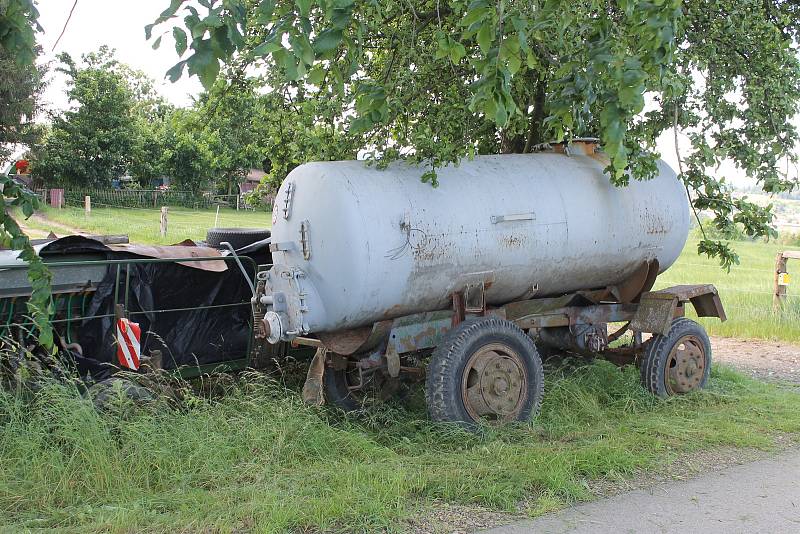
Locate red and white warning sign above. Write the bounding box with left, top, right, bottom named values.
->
left=116, top=318, right=141, bottom=370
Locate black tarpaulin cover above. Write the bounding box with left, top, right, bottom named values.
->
left=40, top=237, right=268, bottom=379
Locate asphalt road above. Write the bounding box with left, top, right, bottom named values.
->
left=481, top=448, right=800, bottom=534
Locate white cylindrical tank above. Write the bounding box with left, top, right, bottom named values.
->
left=263, top=151, right=689, bottom=341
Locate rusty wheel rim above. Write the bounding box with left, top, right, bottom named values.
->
left=665, top=335, right=706, bottom=394
left=461, top=343, right=528, bottom=422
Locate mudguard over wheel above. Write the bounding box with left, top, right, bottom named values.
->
left=640, top=318, right=712, bottom=397
left=206, top=227, right=271, bottom=250
left=426, top=317, right=544, bottom=426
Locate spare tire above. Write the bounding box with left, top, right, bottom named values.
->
left=206, top=227, right=271, bottom=250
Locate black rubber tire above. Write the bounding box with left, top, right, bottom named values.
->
left=87, top=377, right=156, bottom=412
left=640, top=318, right=712, bottom=398
left=426, top=317, right=544, bottom=427
left=206, top=227, right=271, bottom=250
left=323, top=366, right=363, bottom=412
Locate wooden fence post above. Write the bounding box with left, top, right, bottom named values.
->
left=85, top=195, right=91, bottom=215
left=774, top=251, right=800, bottom=312
left=160, top=206, right=168, bottom=237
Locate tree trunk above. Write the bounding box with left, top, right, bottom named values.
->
left=523, top=77, right=547, bottom=153
left=499, top=130, right=526, bottom=153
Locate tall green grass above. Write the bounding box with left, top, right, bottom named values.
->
left=2, top=363, right=799, bottom=532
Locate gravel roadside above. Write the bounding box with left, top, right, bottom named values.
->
left=711, top=336, right=800, bottom=384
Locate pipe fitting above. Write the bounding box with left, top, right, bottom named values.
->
left=262, top=311, right=285, bottom=344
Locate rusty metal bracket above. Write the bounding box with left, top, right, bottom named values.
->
left=632, top=284, right=726, bottom=335
left=463, top=282, right=486, bottom=314
left=302, top=347, right=326, bottom=405
left=385, top=342, right=400, bottom=378
left=650, top=284, right=726, bottom=321
left=452, top=292, right=466, bottom=326
left=631, top=293, right=678, bottom=335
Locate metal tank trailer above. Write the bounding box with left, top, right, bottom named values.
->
left=252, top=140, right=726, bottom=426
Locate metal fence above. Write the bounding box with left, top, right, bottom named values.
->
left=39, top=189, right=277, bottom=210
left=62, top=189, right=212, bottom=209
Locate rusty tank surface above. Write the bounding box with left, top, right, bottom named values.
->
left=261, top=145, right=689, bottom=343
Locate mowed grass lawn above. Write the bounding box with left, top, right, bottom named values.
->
left=28, top=205, right=272, bottom=245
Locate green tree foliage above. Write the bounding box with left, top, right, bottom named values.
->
left=245, top=86, right=362, bottom=202
left=34, top=47, right=141, bottom=187
left=0, top=0, right=52, bottom=348
left=0, top=0, right=39, bottom=65
left=201, top=70, right=360, bottom=204
left=0, top=47, right=45, bottom=164
left=196, top=77, right=262, bottom=195
left=126, top=64, right=175, bottom=187
left=159, top=108, right=218, bottom=193
left=151, top=0, right=800, bottom=268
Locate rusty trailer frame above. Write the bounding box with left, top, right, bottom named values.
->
left=292, top=280, right=726, bottom=407
left=294, top=283, right=725, bottom=362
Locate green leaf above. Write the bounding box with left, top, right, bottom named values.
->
left=307, top=65, right=326, bottom=84
left=477, top=22, right=493, bottom=53
left=494, top=98, right=508, bottom=126
left=187, top=41, right=220, bottom=89
left=330, top=7, right=352, bottom=29
left=165, top=60, right=187, bottom=82
left=483, top=96, right=497, bottom=120
left=253, top=41, right=283, bottom=56
left=296, top=0, right=312, bottom=17
left=506, top=53, right=521, bottom=75
left=501, top=39, right=521, bottom=74
left=450, top=42, right=466, bottom=63
left=173, top=27, right=188, bottom=56
left=435, top=35, right=450, bottom=60
left=152, top=35, right=163, bottom=50
left=312, top=28, right=343, bottom=56
left=256, top=0, right=276, bottom=23
left=462, top=5, right=490, bottom=27
left=157, top=0, right=185, bottom=23
left=298, top=36, right=315, bottom=65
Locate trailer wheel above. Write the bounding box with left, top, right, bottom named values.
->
left=323, top=365, right=364, bottom=412
left=323, top=364, right=413, bottom=412
left=426, top=317, right=544, bottom=427
left=640, top=318, right=712, bottom=398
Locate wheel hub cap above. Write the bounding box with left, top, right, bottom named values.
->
left=667, top=335, right=706, bottom=394
left=462, top=343, right=527, bottom=422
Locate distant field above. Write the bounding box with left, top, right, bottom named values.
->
left=26, top=205, right=271, bottom=245
left=656, top=235, right=800, bottom=342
